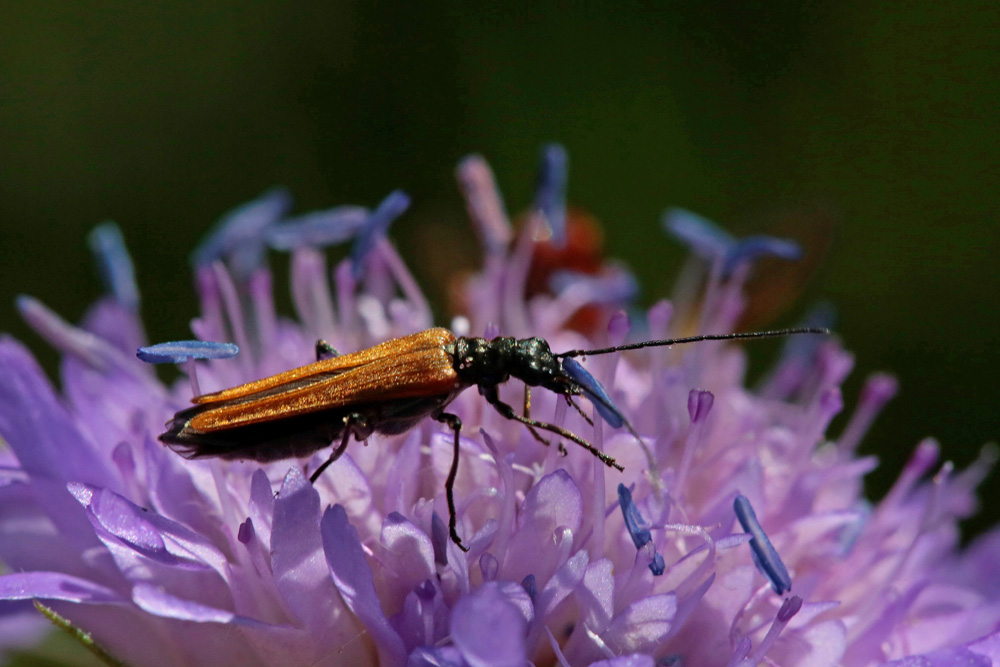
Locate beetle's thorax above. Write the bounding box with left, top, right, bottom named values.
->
left=452, top=336, right=569, bottom=392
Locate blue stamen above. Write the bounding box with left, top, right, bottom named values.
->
left=617, top=484, right=666, bottom=576
left=237, top=518, right=254, bottom=545
left=521, top=574, right=538, bottom=603
left=267, top=206, right=369, bottom=250
left=350, top=190, right=410, bottom=279
left=136, top=341, right=239, bottom=364
left=534, top=143, right=568, bottom=245
left=733, top=494, right=792, bottom=595
left=415, top=579, right=436, bottom=602
left=430, top=512, right=448, bottom=566
left=618, top=484, right=652, bottom=548
left=548, top=269, right=639, bottom=304
left=649, top=551, right=666, bottom=576
left=779, top=302, right=838, bottom=361
left=191, top=187, right=292, bottom=276
left=662, top=208, right=802, bottom=277
left=562, top=358, right=625, bottom=428
left=88, top=222, right=139, bottom=311
left=687, top=389, right=714, bottom=424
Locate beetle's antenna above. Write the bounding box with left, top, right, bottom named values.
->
left=557, top=327, right=830, bottom=358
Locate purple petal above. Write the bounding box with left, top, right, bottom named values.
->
left=451, top=582, right=527, bottom=667
left=577, top=558, right=615, bottom=633
left=248, top=468, right=275, bottom=548
left=132, top=583, right=268, bottom=627
left=137, top=340, right=239, bottom=364
left=603, top=594, right=678, bottom=654
left=456, top=154, right=512, bottom=253
left=381, top=512, right=436, bottom=599
left=498, top=580, right=534, bottom=626
left=0, top=337, right=116, bottom=488
left=407, top=646, right=466, bottom=667
left=322, top=504, right=406, bottom=666
left=70, top=482, right=228, bottom=575
left=504, top=470, right=582, bottom=583
left=0, top=572, right=123, bottom=603
left=880, top=648, right=991, bottom=667
left=586, top=655, right=656, bottom=667
left=80, top=298, right=147, bottom=358
left=271, top=467, right=342, bottom=632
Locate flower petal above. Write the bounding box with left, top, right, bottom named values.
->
left=0, top=572, right=123, bottom=603
left=450, top=582, right=527, bottom=667
left=322, top=504, right=407, bottom=666
left=603, top=594, right=677, bottom=654
left=132, top=583, right=268, bottom=627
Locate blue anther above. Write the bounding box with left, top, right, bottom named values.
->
left=733, top=494, right=792, bottom=595
left=88, top=222, right=139, bottom=311
left=618, top=484, right=652, bottom=548
left=191, top=187, right=292, bottom=276
left=521, top=574, right=538, bottom=603
left=618, top=484, right=665, bottom=576
left=351, top=190, right=410, bottom=279
left=562, top=358, right=625, bottom=428
left=548, top=270, right=640, bottom=304
left=534, top=143, right=568, bottom=245
left=136, top=340, right=239, bottom=364
left=662, top=208, right=802, bottom=278
left=267, top=206, right=369, bottom=250
left=430, top=512, right=448, bottom=566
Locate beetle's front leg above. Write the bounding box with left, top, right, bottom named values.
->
left=522, top=386, right=567, bottom=456
left=435, top=411, right=469, bottom=553
left=482, top=386, right=623, bottom=471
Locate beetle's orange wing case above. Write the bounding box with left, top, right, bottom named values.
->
left=188, top=344, right=461, bottom=432
left=192, top=328, right=457, bottom=405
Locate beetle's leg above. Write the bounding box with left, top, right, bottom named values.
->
left=315, top=339, right=339, bottom=361
left=482, top=387, right=623, bottom=471
left=522, top=386, right=567, bottom=455
left=435, top=411, right=469, bottom=553
left=309, top=413, right=365, bottom=483
left=566, top=395, right=595, bottom=427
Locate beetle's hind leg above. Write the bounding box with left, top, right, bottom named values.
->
left=435, top=411, right=469, bottom=553
left=309, top=413, right=368, bottom=483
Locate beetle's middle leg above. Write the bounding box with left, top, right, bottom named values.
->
left=435, top=411, right=469, bottom=553
left=309, top=413, right=367, bottom=483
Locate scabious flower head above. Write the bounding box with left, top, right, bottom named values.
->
left=2, top=149, right=999, bottom=667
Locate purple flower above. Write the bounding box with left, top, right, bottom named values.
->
left=2, top=151, right=999, bottom=667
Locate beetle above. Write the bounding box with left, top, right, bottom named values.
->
left=159, top=326, right=827, bottom=551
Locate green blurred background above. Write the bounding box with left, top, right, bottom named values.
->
left=1, top=1, right=997, bottom=538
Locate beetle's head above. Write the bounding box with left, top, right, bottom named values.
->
left=452, top=336, right=577, bottom=395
